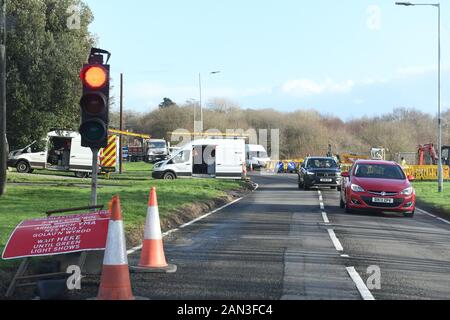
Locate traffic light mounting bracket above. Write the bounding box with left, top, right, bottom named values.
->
left=88, top=48, right=111, bottom=65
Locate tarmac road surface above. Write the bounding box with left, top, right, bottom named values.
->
left=73, top=172, right=450, bottom=300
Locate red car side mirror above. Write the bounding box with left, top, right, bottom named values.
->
left=341, top=172, right=350, bottom=178
left=407, top=175, right=415, bottom=182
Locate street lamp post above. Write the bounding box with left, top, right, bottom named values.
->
left=195, top=71, right=221, bottom=136
left=396, top=2, right=444, bottom=192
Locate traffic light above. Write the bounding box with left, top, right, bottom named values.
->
left=79, top=49, right=111, bottom=149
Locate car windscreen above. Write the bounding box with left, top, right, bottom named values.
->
left=150, top=142, right=166, bottom=149
left=306, top=158, right=338, bottom=169
left=354, top=164, right=406, bottom=180
left=249, top=151, right=268, bottom=158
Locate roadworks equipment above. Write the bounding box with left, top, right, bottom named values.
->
left=130, top=187, right=177, bottom=273
left=97, top=196, right=135, bottom=300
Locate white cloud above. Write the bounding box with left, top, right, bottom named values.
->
left=281, top=78, right=355, bottom=97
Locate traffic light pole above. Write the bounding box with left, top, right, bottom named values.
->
left=90, top=148, right=98, bottom=206
left=0, top=0, right=7, bottom=197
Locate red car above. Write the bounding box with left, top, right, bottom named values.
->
left=340, top=160, right=416, bottom=217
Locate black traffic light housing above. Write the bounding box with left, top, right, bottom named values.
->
left=79, top=48, right=111, bottom=149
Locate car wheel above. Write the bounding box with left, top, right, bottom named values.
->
left=404, top=211, right=415, bottom=218
left=163, top=172, right=176, bottom=180
left=340, top=197, right=345, bottom=209
left=344, top=202, right=353, bottom=214
left=75, top=172, right=89, bottom=179
left=16, top=160, right=31, bottom=173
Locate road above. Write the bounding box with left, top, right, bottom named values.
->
left=80, top=173, right=450, bottom=300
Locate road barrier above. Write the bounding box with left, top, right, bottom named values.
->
left=403, top=165, right=450, bottom=181
left=97, top=196, right=135, bottom=300
left=266, top=159, right=304, bottom=173
left=130, top=187, right=177, bottom=273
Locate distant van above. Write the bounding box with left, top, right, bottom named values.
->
left=152, top=139, right=245, bottom=180
left=246, top=144, right=271, bottom=168
left=7, top=130, right=119, bottom=178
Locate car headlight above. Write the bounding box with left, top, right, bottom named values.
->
left=351, top=184, right=365, bottom=192
left=400, top=187, right=414, bottom=196
left=307, top=171, right=315, bottom=175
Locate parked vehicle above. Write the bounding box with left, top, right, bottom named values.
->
left=152, top=139, right=245, bottom=180
left=125, top=139, right=169, bottom=163
left=246, top=144, right=271, bottom=169
left=339, top=160, right=416, bottom=217
left=147, top=139, right=169, bottom=163
left=7, top=130, right=119, bottom=178
left=298, top=157, right=342, bottom=190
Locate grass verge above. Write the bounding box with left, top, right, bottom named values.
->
left=0, top=162, right=247, bottom=273
left=413, top=181, right=450, bottom=216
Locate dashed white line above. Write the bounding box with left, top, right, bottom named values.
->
left=346, top=267, right=376, bottom=300
left=322, top=212, right=330, bottom=224
left=327, top=229, right=344, bottom=252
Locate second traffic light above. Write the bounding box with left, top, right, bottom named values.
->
left=79, top=58, right=110, bottom=149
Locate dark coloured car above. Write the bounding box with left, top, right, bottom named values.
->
left=298, top=157, right=342, bottom=190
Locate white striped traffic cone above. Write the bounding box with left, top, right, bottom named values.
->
left=97, top=196, right=135, bottom=300
left=130, top=187, right=177, bottom=273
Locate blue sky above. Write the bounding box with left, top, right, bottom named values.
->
left=85, top=0, right=450, bottom=119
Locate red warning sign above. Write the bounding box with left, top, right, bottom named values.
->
left=2, top=211, right=111, bottom=260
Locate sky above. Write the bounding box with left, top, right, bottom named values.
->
left=84, top=0, right=450, bottom=119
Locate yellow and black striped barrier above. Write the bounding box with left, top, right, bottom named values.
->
left=403, top=165, right=450, bottom=181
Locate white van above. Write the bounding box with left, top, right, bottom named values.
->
left=152, top=139, right=245, bottom=180
left=246, top=144, right=271, bottom=168
left=7, top=130, right=118, bottom=178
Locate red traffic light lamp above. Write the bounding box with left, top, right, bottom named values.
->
left=79, top=48, right=111, bottom=149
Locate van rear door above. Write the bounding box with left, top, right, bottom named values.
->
left=216, top=141, right=244, bottom=179
left=69, top=136, right=93, bottom=172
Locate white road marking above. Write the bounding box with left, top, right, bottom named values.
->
left=437, top=217, right=450, bottom=225
left=322, top=212, right=330, bottom=224
left=327, top=229, right=344, bottom=252
left=126, top=183, right=260, bottom=255
left=417, top=207, right=450, bottom=225
left=320, top=202, right=325, bottom=210
left=346, top=267, right=376, bottom=300
left=417, top=208, right=437, bottom=218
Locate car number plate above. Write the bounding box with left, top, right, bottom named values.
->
left=320, top=179, right=333, bottom=182
left=372, top=197, right=394, bottom=204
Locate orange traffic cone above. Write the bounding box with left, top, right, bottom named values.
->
left=130, top=187, right=177, bottom=273
left=97, top=196, right=135, bottom=300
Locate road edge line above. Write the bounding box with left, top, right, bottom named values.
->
left=127, top=181, right=259, bottom=255
left=417, top=207, right=450, bottom=224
